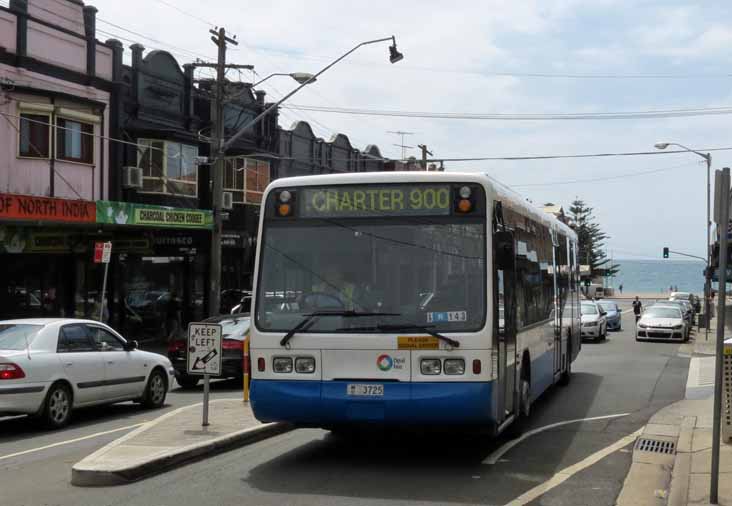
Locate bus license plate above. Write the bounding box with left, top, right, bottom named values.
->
left=347, top=384, right=384, bottom=397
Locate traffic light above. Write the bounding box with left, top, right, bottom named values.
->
left=663, top=247, right=669, bottom=259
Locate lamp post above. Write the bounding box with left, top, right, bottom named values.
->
left=655, top=142, right=712, bottom=339
left=207, top=36, right=403, bottom=315
left=252, top=72, right=316, bottom=87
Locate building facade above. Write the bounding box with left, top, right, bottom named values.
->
left=0, top=0, right=389, bottom=332
left=0, top=0, right=114, bottom=320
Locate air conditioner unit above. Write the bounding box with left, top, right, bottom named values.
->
left=122, top=166, right=143, bottom=189
left=222, top=191, right=234, bottom=210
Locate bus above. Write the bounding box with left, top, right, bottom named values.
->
left=249, top=172, right=580, bottom=436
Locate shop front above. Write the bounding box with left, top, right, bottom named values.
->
left=95, top=201, right=213, bottom=343
left=0, top=193, right=99, bottom=320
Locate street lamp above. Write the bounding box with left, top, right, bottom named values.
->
left=207, top=36, right=404, bottom=315
left=655, top=141, right=713, bottom=337
left=252, top=72, right=316, bottom=87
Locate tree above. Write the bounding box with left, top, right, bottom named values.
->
left=568, top=199, right=619, bottom=279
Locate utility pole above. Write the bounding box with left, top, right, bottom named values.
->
left=192, top=27, right=247, bottom=317
left=417, top=144, right=433, bottom=170
left=711, top=167, right=730, bottom=504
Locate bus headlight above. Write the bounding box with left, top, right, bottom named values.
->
left=443, top=359, right=465, bottom=375
left=295, top=357, right=316, bottom=374
left=273, top=357, right=293, bottom=373
left=421, top=358, right=442, bottom=375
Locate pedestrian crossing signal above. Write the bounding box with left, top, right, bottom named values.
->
left=663, top=247, right=669, bottom=259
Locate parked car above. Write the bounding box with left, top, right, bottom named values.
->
left=168, top=313, right=251, bottom=389
left=581, top=301, right=608, bottom=341
left=0, top=319, right=173, bottom=428
left=656, top=300, right=694, bottom=328
left=598, top=301, right=622, bottom=331
left=669, top=291, right=691, bottom=302
left=636, top=306, right=687, bottom=342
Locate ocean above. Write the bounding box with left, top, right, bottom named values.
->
left=610, top=259, right=705, bottom=295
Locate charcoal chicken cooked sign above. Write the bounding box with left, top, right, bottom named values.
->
left=187, top=323, right=222, bottom=376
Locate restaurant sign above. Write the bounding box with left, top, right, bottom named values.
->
left=96, top=201, right=213, bottom=229
left=0, top=193, right=96, bottom=223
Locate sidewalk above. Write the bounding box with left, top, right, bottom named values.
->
left=617, top=308, right=732, bottom=506
left=71, top=399, right=291, bottom=486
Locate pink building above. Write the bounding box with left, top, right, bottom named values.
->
left=0, top=0, right=116, bottom=319
left=0, top=0, right=113, bottom=200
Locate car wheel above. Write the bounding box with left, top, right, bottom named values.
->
left=176, top=374, right=200, bottom=389
left=142, top=369, right=167, bottom=409
left=41, top=383, right=72, bottom=429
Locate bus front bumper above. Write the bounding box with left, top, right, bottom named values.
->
left=250, top=380, right=495, bottom=426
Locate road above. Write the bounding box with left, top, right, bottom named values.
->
left=2, top=299, right=693, bottom=506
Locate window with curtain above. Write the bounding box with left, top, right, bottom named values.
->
left=18, top=114, right=50, bottom=158
left=56, top=118, right=93, bottom=164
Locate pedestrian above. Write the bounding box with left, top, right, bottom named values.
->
left=632, top=296, right=643, bottom=323
left=619, top=284, right=623, bottom=294
left=165, top=290, right=182, bottom=343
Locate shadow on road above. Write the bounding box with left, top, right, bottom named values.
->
left=243, top=372, right=605, bottom=505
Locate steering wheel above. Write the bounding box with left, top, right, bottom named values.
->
left=300, top=292, right=345, bottom=311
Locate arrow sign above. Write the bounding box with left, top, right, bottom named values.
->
left=187, top=323, right=222, bottom=376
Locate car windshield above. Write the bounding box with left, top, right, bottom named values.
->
left=0, top=324, right=42, bottom=350
left=256, top=191, right=486, bottom=333
left=598, top=302, right=617, bottom=312
left=581, top=304, right=598, bottom=315
left=646, top=307, right=682, bottom=319
left=672, top=293, right=691, bottom=300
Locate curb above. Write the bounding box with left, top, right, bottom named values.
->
left=667, top=416, right=696, bottom=506
left=71, top=402, right=292, bottom=487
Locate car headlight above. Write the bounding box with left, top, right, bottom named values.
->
left=443, top=359, right=465, bottom=375
left=295, top=357, right=316, bottom=374
left=673, top=324, right=683, bottom=329
left=421, top=358, right=441, bottom=375
left=273, top=357, right=293, bottom=373
left=583, top=321, right=598, bottom=327
left=638, top=323, right=647, bottom=329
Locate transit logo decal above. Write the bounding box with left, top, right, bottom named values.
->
left=377, top=354, right=393, bottom=371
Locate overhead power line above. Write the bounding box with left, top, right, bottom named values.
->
left=511, top=161, right=696, bottom=187
left=283, top=104, right=732, bottom=121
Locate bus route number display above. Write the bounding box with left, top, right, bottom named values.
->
left=301, top=185, right=451, bottom=218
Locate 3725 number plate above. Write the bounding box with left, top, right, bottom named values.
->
left=347, top=384, right=384, bottom=397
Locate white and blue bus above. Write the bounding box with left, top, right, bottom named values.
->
left=249, top=172, right=580, bottom=435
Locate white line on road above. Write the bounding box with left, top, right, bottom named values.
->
left=0, top=423, right=146, bottom=463
left=483, top=412, right=630, bottom=465
left=503, top=426, right=644, bottom=506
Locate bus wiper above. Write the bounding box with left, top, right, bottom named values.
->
left=338, top=323, right=460, bottom=348
left=280, top=311, right=400, bottom=347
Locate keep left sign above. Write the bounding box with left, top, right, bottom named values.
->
left=187, top=323, right=223, bottom=376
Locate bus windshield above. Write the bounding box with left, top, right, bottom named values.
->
left=256, top=213, right=486, bottom=334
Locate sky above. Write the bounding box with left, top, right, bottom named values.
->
left=92, top=0, right=732, bottom=260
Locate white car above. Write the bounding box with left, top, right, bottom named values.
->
left=636, top=306, right=687, bottom=342
left=581, top=301, right=608, bottom=341
left=0, top=319, right=174, bottom=428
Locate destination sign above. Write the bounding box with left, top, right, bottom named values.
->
left=300, top=185, right=451, bottom=218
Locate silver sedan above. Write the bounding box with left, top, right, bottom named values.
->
left=0, top=319, right=175, bottom=428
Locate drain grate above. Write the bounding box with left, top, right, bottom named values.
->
left=635, top=437, right=676, bottom=454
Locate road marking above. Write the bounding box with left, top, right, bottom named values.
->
left=483, top=412, right=630, bottom=465
left=503, top=426, right=644, bottom=506
left=0, top=423, right=146, bottom=463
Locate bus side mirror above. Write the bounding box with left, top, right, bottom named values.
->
left=494, top=231, right=514, bottom=270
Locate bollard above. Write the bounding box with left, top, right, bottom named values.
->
left=243, top=335, right=250, bottom=403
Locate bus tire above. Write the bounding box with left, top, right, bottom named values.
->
left=507, top=376, right=531, bottom=439
left=559, top=357, right=571, bottom=387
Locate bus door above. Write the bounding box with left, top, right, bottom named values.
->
left=552, top=232, right=563, bottom=377
left=494, top=231, right=517, bottom=420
